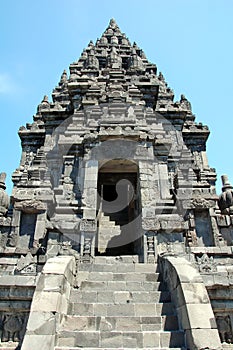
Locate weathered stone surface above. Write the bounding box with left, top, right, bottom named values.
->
left=25, top=311, right=57, bottom=334
left=21, top=334, right=56, bottom=350
left=1, top=17, right=233, bottom=349
left=43, top=256, right=75, bottom=284
left=55, top=257, right=185, bottom=348
left=185, top=328, right=222, bottom=350
left=160, top=255, right=222, bottom=349
left=21, top=256, right=75, bottom=350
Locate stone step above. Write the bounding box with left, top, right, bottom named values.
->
left=78, top=262, right=158, bottom=273
left=70, top=290, right=170, bottom=304
left=59, top=315, right=179, bottom=332
left=78, top=280, right=166, bottom=292
left=99, top=222, right=121, bottom=229
left=56, top=330, right=185, bottom=348
left=98, top=217, right=120, bottom=226
left=76, top=271, right=161, bottom=283
left=68, top=302, right=174, bottom=317
left=98, top=213, right=121, bottom=227
left=93, top=255, right=139, bottom=264
left=154, top=206, right=177, bottom=214
left=99, top=216, right=120, bottom=224
left=0, top=343, right=19, bottom=350
left=55, top=348, right=185, bottom=350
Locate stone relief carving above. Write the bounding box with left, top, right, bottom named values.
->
left=15, top=252, right=36, bottom=275
left=196, top=253, right=217, bottom=273
left=0, top=226, right=17, bottom=250
left=186, top=212, right=198, bottom=246
left=216, top=215, right=231, bottom=228
left=210, top=216, right=225, bottom=246
left=191, top=197, right=215, bottom=209
left=14, top=199, right=46, bottom=213
left=142, top=218, right=160, bottom=231
left=0, top=173, right=10, bottom=217
left=59, top=241, right=80, bottom=260
left=0, top=314, right=25, bottom=343
left=216, top=315, right=233, bottom=343
left=82, top=236, right=93, bottom=262
left=80, top=219, right=97, bottom=232
left=63, top=189, right=75, bottom=201
left=0, top=216, right=11, bottom=226
left=146, top=232, right=156, bottom=263
left=218, top=175, right=233, bottom=214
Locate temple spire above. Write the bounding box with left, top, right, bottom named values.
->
left=109, top=18, right=119, bottom=29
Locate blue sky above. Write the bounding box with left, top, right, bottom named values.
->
left=0, top=0, right=233, bottom=194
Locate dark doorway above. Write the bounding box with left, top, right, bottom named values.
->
left=102, top=184, right=118, bottom=202
left=96, top=160, right=142, bottom=257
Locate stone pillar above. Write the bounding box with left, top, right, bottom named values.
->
left=144, top=231, right=157, bottom=263
left=80, top=219, right=97, bottom=262
left=158, top=162, right=171, bottom=199
left=80, top=159, right=98, bottom=260
left=139, top=160, right=160, bottom=262
left=34, top=212, right=46, bottom=245
left=10, top=209, right=21, bottom=246
left=82, top=160, right=98, bottom=220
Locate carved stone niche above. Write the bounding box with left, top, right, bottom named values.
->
left=216, top=315, right=233, bottom=344
left=0, top=313, right=27, bottom=343
left=18, top=212, right=37, bottom=250
left=194, top=209, right=214, bottom=246
left=13, top=200, right=47, bottom=252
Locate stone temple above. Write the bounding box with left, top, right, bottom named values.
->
left=1, top=18, right=233, bottom=350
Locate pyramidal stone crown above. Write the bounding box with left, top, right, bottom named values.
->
left=39, top=18, right=193, bottom=116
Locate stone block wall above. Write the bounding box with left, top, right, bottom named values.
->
left=159, top=254, right=222, bottom=350
left=21, top=255, right=75, bottom=350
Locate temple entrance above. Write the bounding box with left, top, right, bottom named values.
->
left=96, top=160, right=142, bottom=257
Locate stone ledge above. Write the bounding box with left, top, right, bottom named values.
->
left=0, top=275, right=37, bottom=287
left=190, top=246, right=233, bottom=255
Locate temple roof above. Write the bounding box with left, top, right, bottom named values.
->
left=15, top=19, right=211, bottom=193
left=46, top=19, right=193, bottom=116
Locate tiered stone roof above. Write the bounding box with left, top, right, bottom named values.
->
left=50, top=18, right=194, bottom=115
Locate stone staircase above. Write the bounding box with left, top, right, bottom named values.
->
left=97, top=211, right=121, bottom=254
left=55, top=256, right=186, bottom=350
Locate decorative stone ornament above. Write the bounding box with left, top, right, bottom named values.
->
left=219, top=174, right=233, bottom=214
left=0, top=173, right=9, bottom=216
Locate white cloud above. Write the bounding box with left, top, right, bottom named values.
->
left=0, top=73, right=19, bottom=94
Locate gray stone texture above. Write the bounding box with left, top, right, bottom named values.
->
left=0, top=18, right=232, bottom=349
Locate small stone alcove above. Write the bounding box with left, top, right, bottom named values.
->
left=19, top=213, right=37, bottom=249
